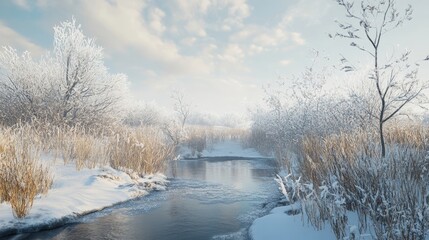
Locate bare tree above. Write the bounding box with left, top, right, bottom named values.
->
left=160, top=91, right=191, bottom=148
left=334, top=0, right=427, bottom=157
left=171, top=90, right=190, bottom=129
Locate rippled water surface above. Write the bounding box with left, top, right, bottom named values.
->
left=17, top=157, right=279, bottom=240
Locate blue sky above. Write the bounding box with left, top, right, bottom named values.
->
left=0, top=0, right=428, bottom=115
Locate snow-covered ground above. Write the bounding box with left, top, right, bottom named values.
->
left=250, top=203, right=336, bottom=240
left=250, top=202, right=374, bottom=240
left=0, top=158, right=167, bottom=237
left=180, top=140, right=266, bottom=159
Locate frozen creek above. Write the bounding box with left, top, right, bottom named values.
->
left=14, top=157, right=280, bottom=240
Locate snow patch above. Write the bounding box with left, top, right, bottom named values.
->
left=250, top=206, right=335, bottom=240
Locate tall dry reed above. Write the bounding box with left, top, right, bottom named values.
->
left=284, top=122, right=429, bottom=239
left=109, top=127, right=174, bottom=175
left=0, top=128, right=53, bottom=218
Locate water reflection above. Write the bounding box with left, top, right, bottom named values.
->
left=19, top=158, right=278, bottom=240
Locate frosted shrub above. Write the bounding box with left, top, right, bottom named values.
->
left=243, top=125, right=275, bottom=156
left=279, top=127, right=429, bottom=239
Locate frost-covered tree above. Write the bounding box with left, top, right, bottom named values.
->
left=50, top=18, right=128, bottom=126
left=0, top=47, right=42, bottom=124
left=334, top=0, right=428, bottom=157
left=0, top=18, right=128, bottom=126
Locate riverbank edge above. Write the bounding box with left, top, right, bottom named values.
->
left=0, top=164, right=168, bottom=238
left=0, top=190, right=166, bottom=238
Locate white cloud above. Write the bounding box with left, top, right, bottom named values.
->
left=0, top=21, right=44, bottom=56
left=12, top=0, right=30, bottom=9
left=185, top=20, right=207, bottom=37
left=181, top=37, right=197, bottom=46
left=218, top=0, right=251, bottom=30
left=218, top=44, right=245, bottom=64
left=172, top=0, right=210, bottom=36
left=174, top=0, right=211, bottom=18
left=148, top=7, right=166, bottom=35
left=249, top=44, right=264, bottom=55
left=6, top=0, right=227, bottom=76
left=290, top=32, right=305, bottom=45
left=230, top=24, right=301, bottom=55
left=226, top=1, right=317, bottom=57
left=43, top=0, right=213, bottom=76
left=254, top=28, right=287, bottom=47
left=280, top=60, right=291, bottom=66
left=213, top=44, right=250, bottom=74
left=171, top=0, right=251, bottom=35
left=280, top=0, right=331, bottom=26
left=36, top=0, right=48, bottom=8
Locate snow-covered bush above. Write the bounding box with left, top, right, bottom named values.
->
left=278, top=125, right=429, bottom=239
left=0, top=47, right=48, bottom=124
left=123, top=103, right=164, bottom=127
left=246, top=109, right=278, bottom=157
left=248, top=62, right=376, bottom=169
left=249, top=89, right=373, bottom=169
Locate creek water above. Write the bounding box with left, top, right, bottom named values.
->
left=14, top=157, right=279, bottom=240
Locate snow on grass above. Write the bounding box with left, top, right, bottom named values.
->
left=181, top=140, right=265, bottom=159
left=0, top=158, right=167, bottom=237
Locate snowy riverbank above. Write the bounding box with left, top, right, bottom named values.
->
left=250, top=202, right=374, bottom=240
left=250, top=203, right=336, bottom=240
left=0, top=159, right=167, bottom=237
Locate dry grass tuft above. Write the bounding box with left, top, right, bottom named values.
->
left=184, top=127, right=208, bottom=157
left=109, top=127, right=174, bottom=175
left=51, top=126, right=110, bottom=170
left=0, top=129, right=53, bottom=218
left=297, top=130, right=378, bottom=188
left=385, top=123, right=429, bottom=149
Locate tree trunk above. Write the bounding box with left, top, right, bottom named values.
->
left=379, top=120, right=386, bottom=157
